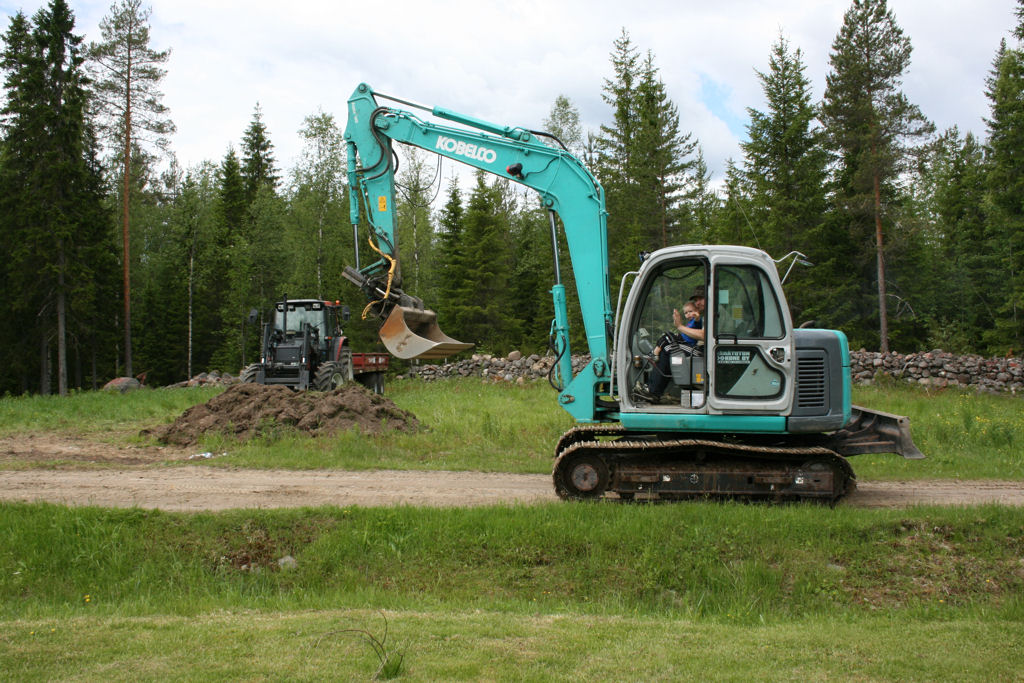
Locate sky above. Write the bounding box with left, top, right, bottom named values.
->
left=0, top=0, right=1018, bottom=190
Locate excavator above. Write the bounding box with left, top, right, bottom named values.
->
left=342, top=83, right=923, bottom=502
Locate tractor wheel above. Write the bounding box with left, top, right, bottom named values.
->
left=314, top=352, right=353, bottom=391
left=240, top=363, right=260, bottom=384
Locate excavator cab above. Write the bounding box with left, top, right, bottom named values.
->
left=620, top=247, right=797, bottom=417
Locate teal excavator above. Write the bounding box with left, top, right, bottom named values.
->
left=342, top=83, right=923, bottom=501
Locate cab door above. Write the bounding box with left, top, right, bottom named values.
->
left=707, top=259, right=794, bottom=414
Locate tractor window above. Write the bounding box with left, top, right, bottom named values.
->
left=274, top=303, right=325, bottom=334
left=713, top=265, right=784, bottom=340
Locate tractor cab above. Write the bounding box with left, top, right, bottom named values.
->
left=271, top=299, right=347, bottom=357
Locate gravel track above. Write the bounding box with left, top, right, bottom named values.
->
left=2, top=466, right=1023, bottom=511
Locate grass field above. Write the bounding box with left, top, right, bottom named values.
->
left=1, top=378, right=1023, bottom=680
left=2, top=501, right=1023, bottom=680
left=3, top=377, right=1022, bottom=479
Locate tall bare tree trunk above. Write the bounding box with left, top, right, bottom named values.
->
left=873, top=169, right=889, bottom=353
left=57, top=240, right=67, bottom=396
left=122, top=50, right=133, bottom=377
left=40, top=336, right=50, bottom=396
left=187, top=247, right=194, bottom=379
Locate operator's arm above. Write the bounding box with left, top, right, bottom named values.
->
left=673, top=309, right=705, bottom=342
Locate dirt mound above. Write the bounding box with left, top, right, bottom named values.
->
left=152, top=383, right=420, bottom=446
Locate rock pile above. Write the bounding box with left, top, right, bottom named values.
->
left=405, top=351, right=592, bottom=385
left=850, top=350, right=1023, bottom=393
left=406, top=349, right=1024, bottom=395
left=165, top=370, right=240, bottom=388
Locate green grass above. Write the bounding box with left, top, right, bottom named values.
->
left=1, top=378, right=1023, bottom=480
left=200, top=378, right=573, bottom=473
left=3, top=610, right=1022, bottom=681
left=851, top=382, right=1024, bottom=480
left=0, top=386, right=222, bottom=438
left=1, top=502, right=1023, bottom=680
left=2, top=380, right=1023, bottom=680
left=3, top=502, right=1022, bottom=620
left=147, top=379, right=1024, bottom=479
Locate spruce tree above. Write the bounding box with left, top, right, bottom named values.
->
left=241, top=103, right=279, bottom=203
left=740, top=35, right=828, bottom=320
left=984, top=33, right=1024, bottom=351
left=597, top=30, right=698, bottom=282
left=434, top=176, right=466, bottom=338
left=454, top=172, right=514, bottom=350
left=915, top=129, right=989, bottom=351
left=0, top=0, right=112, bottom=394
left=821, top=0, right=933, bottom=352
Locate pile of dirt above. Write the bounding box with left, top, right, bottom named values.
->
left=152, top=383, right=420, bottom=446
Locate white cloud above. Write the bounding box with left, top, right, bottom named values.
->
left=0, top=0, right=1016, bottom=186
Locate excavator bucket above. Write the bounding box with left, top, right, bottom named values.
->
left=378, top=306, right=474, bottom=360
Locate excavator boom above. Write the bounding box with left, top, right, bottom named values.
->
left=344, top=83, right=613, bottom=422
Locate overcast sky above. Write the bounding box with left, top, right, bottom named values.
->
left=0, top=0, right=1018, bottom=188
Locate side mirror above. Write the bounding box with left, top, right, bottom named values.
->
left=247, top=308, right=259, bottom=325
left=341, top=305, right=351, bottom=322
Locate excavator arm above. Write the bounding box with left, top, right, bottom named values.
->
left=344, top=83, right=614, bottom=421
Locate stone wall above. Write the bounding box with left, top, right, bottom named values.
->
left=403, top=349, right=1024, bottom=395
left=406, top=351, right=589, bottom=385
left=850, top=350, right=1022, bottom=394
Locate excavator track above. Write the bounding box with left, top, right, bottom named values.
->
left=553, top=425, right=855, bottom=503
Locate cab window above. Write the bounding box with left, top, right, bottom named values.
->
left=713, top=265, right=784, bottom=340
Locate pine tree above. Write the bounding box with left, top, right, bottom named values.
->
left=0, top=0, right=113, bottom=394
left=984, top=33, right=1024, bottom=352
left=89, top=0, right=174, bottom=377
left=434, top=176, right=466, bottom=336
left=596, top=31, right=697, bottom=281
left=740, top=34, right=828, bottom=320
left=241, top=103, right=279, bottom=203
left=821, top=0, right=933, bottom=352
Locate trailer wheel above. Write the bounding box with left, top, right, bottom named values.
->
left=314, top=352, right=353, bottom=391
left=240, top=364, right=260, bottom=384
left=370, top=371, right=385, bottom=394
left=356, top=371, right=386, bottom=395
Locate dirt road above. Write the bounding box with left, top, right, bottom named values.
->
left=2, top=433, right=1023, bottom=510
left=2, top=466, right=1024, bottom=511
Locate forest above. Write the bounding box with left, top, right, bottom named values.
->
left=1, top=0, right=1023, bottom=395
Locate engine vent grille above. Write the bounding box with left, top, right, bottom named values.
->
left=796, top=356, right=827, bottom=409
